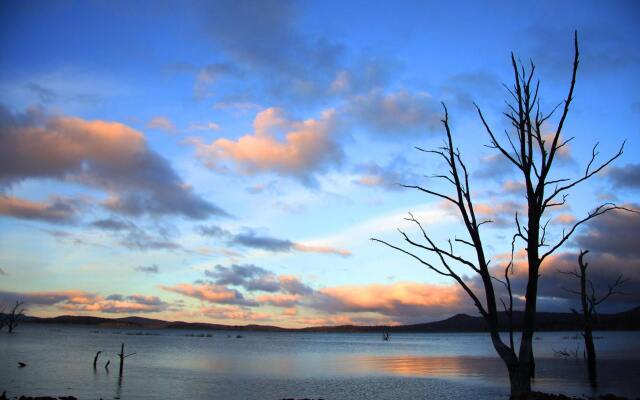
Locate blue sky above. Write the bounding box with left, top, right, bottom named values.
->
left=0, top=0, right=639, bottom=327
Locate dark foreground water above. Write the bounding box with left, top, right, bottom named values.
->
left=1, top=324, right=639, bottom=399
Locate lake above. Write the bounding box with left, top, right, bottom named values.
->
left=1, top=324, right=639, bottom=399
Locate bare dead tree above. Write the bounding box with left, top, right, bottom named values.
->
left=372, top=32, right=635, bottom=399
left=0, top=303, right=6, bottom=331
left=560, top=250, right=627, bottom=387
left=117, top=343, right=136, bottom=377
left=6, top=301, right=25, bottom=333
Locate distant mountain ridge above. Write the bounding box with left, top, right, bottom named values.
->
left=10, top=305, right=640, bottom=333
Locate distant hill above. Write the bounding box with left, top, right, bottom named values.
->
left=10, top=305, right=640, bottom=333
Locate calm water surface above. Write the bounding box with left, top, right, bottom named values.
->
left=1, top=324, right=639, bottom=399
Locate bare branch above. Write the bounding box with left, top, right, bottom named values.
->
left=399, top=184, right=459, bottom=206
left=370, top=238, right=451, bottom=278
left=541, top=204, right=637, bottom=261
left=544, top=141, right=625, bottom=209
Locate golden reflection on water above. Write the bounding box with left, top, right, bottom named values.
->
left=178, top=351, right=503, bottom=380
left=345, top=355, right=501, bottom=378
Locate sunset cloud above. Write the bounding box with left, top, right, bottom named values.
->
left=278, top=275, right=314, bottom=296
left=311, top=282, right=466, bottom=320
left=0, top=290, right=168, bottom=313
left=292, top=243, right=351, bottom=257
left=256, top=293, right=302, bottom=308
left=190, top=107, right=342, bottom=184
left=198, top=305, right=271, bottom=321
left=353, top=157, right=419, bottom=191
left=203, top=264, right=314, bottom=295
left=61, top=294, right=168, bottom=313
left=502, top=180, right=526, bottom=195
left=147, top=116, right=177, bottom=134
left=0, top=105, right=225, bottom=219
left=473, top=200, right=525, bottom=227
left=196, top=226, right=350, bottom=257
left=0, top=195, right=80, bottom=223
left=160, top=283, right=258, bottom=307
left=552, top=213, right=577, bottom=225
left=205, top=264, right=280, bottom=293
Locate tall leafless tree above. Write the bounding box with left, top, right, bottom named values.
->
left=372, top=32, right=635, bottom=399
left=6, top=301, right=25, bottom=333
left=561, top=250, right=627, bottom=387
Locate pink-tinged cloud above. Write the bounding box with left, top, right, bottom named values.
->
left=189, top=107, right=342, bottom=183
left=0, top=290, right=168, bottom=314
left=474, top=201, right=523, bottom=217
left=543, top=133, right=572, bottom=161
left=502, top=180, right=525, bottom=194
left=552, top=213, right=577, bottom=225
left=147, top=116, right=177, bottom=134
left=278, top=275, right=314, bottom=295
left=473, top=200, right=525, bottom=227
left=160, top=283, right=257, bottom=306
left=357, top=175, right=384, bottom=187
left=60, top=299, right=165, bottom=314
left=312, top=282, right=466, bottom=319
left=0, top=195, right=79, bottom=222
left=295, top=314, right=392, bottom=327
left=292, top=243, right=351, bottom=257
left=199, top=305, right=271, bottom=321
left=0, top=106, right=225, bottom=219
left=256, top=293, right=301, bottom=308
left=0, top=290, right=97, bottom=306
left=281, top=307, right=298, bottom=316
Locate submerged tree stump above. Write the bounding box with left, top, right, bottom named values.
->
left=117, top=343, right=136, bottom=377
left=93, top=351, right=102, bottom=370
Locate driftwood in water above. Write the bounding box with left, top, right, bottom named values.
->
left=93, top=351, right=102, bottom=369
left=117, top=343, right=136, bottom=377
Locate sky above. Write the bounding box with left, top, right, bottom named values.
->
left=0, top=0, right=639, bottom=328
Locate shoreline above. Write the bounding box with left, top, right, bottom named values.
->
left=1, top=392, right=635, bottom=400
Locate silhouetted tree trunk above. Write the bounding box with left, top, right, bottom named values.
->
left=579, top=251, right=597, bottom=386
left=562, top=250, right=627, bottom=387
left=373, top=32, right=635, bottom=399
